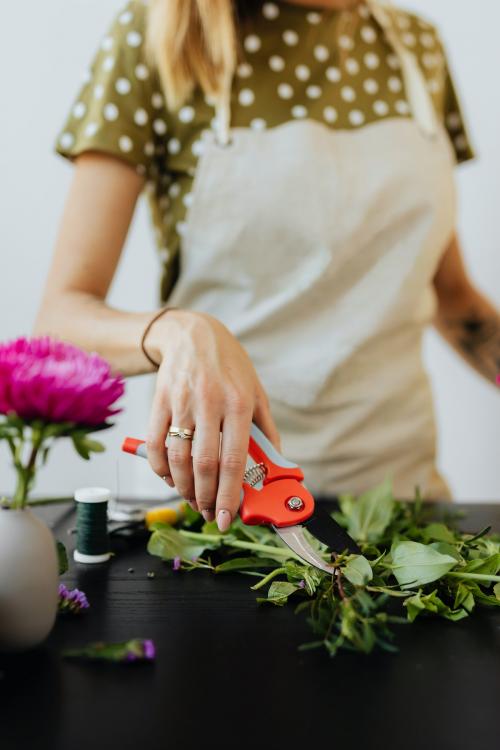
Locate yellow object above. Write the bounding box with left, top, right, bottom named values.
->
left=145, top=503, right=185, bottom=528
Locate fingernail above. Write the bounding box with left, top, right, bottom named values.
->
left=217, top=510, right=232, bottom=533
left=188, top=499, right=199, bottom=512
left=201, top=509, right=214, bottom=522
left=164, top=477, right=174, bottom=488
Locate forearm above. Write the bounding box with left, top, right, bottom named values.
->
left=34, top=291, right=157, bottom=376
left=435, top=288, right=500, bottom=386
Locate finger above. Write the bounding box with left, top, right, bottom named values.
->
left=192, top=414, right=221, bottom=522
left=146, top=386, right=172, bottom=486
left=253, top=390, right=281, bottom=452
left=215, top=410, right=251, bottom=532
left=167, top=416, right=197, bottom=510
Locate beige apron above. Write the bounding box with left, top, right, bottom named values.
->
left=166, top=1, right=457, bottom=500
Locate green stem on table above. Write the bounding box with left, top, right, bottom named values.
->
left=178, top=530, right=303, bottom=561
left=447, top=572, right=500, bottom=583
left=251, top=567, right=287, bottom=591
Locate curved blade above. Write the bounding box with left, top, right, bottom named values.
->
left=304, top=506, right=361, bottom=555
left=272, top=524, right=336, bottom=574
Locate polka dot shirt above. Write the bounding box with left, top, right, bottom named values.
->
left=56, top=0, right=474, bottom=302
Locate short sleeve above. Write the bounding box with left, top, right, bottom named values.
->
left=441, top=63, right=475, bottom=165
left=55, top=1, right=159, bottom=176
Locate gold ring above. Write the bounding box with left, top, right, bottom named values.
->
left=168, top=426, right=195, bottom=440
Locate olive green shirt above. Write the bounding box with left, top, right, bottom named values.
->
left=56, top=0, right=474, bottom=301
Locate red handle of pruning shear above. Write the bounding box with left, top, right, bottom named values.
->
left=121, top=424, right=315, bottom=529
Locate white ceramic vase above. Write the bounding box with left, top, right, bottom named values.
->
left=0, top=507, right=59, bottom=652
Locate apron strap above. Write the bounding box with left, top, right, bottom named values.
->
left=365, top=0, right=438, bottom=138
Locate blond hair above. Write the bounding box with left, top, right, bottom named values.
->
left=146, top=0, right=238, bottom=111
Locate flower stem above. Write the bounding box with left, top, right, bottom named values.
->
left=447, top=572, right=500, bottom=583
left=12, top=428, right=45, bottom=509
left=251, top=567, right=287, bottom=591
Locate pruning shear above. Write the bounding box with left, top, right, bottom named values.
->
left=121, top=423, right=360, bottom=573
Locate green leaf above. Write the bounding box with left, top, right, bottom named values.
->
left=148, top=525, right=221, bottom=562
left=57, top=540, right=68, bottom=575
left=453, top=582, right=475, bottom=613
left=71, top=434, right=91, bottom=460
left=215, top=557, right=278, bottom=573
left=390, top=541, right=458, bottom=589
left=266, top=581, right=300, bottom=606
left=342, top=555, right=373, bottom=586
left=421, top=523, right=457, bottom=544
left=339, top=478, right=394, bottom=543
left=404, top=589, right=468, bottom=623
left=429, top=542, right=463, bottom=562
left=461, top=553, right=500, bottom=576
left=494, top=582, right=500, bottom=601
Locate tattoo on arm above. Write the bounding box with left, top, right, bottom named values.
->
left=440, top=309, right=500, bottom=385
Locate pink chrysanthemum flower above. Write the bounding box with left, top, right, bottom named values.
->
left=0, top=337, right=124, bottom=425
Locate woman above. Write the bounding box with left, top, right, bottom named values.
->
left=35, top=0, right=500, bottom=531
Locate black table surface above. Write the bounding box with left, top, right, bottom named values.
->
left=1, top=500, right=499, bottom=750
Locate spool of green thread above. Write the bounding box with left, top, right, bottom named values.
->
left=74, top=487, right=111, bottom=564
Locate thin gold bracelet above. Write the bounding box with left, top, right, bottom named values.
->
left=140, top=306, right=178, bottom=369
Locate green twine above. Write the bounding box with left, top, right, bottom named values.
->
left=75, top=500, right=110, bottom=557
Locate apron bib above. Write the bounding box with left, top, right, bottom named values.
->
left=166, top=3, right=457, bottom=500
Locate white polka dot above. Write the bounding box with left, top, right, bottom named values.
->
left=307, top=11, right=321, bottom=24
left=176, top=221, right=188, bottom=236
left=144, top=142, right=155, bottom=156
left=422, top=52, right=438, bottom=69
left=103, top=56, right=115, bottom=72
left=283, top=30, right=299, bottom=46
left=119, top=135, right=133, bottom=152
left=94, top=84, right=104, bottom=99
left=427, top=78, right=441, bottom=94
left=239, top=88, right=255, bottom=106
left=395, top=99, right=410, bottom=115
left=152, top=92, right=164, bottom=109
left=291, top=105, right=308, bottom=119
left=115, top=77, right=131, bottom=95
left=295, top=64, right=310, bottom=81
left=314, top=44, right=329, bottom=62
left=387, top=54, right=400, bottom=70
left=153, top=118, right=167, bottom=135
left=167, top=138, right=181, bottom=154
left=169, top=183, right=181, bottom=198
left=127, top=31, right=142, bottom=48
left=262, top=2, right=279, bottom=19
left=244, top=34, right=261, bottom=53
left=361, top=26, right=377, bottom=43
left=192, top=140, right=205, bottom=157
left=277, top=82, right=294, bottom=99
left=446, top=112, right=462, bottom=131
left=326, top=66, right=341, bottom=83
left=250, top=118, right=267, bottom=131
left=341, top=85, right=356, bottom=102
left=396, top=14, right=411, bottom=30
left=420, top=32, right=435, bottom=48
left=119, top=10, right=133, bottom=24
left=345, top=58, right=359, bottom=75
left=237, top=62, right=253, bottom=78
left=323, top=106, right=337, bottom=123
left=402, top=32, right=416, bottom=47
left=306, top=85, right=322, bottom=99
left=454, top=134, right=468, bottom=151
left=134, top=108, right=148, bottom=126
left=364, top=52, right=380, bottom=69
left=363, top=78, right=378, bottom=95
left=104, top=103, right=119, bottom=121
left=269, top=55, right=285, bottom=72
left=135, top=64, right=149, bottom=80
left=388, top=76, right=402, bottom=93
left=85, top=122, right=99, bottom=137
left=101, top=36, right=113, bottom=51
left=373, top=100, right=389, bottom=116
left=339, top=35, right=354, bottom=51
left=179, top=106, right=195, bottom=123
left=59, top=132, right=74, bottom=149
left=349, top=109, right=365, bottom=126
left=73, top=102, right=86, bottom=119
left=183, top=193, right=194, bottom=208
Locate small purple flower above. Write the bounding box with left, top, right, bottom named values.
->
left=298, top=580, right=306, bottom=589
left=124, top=638, right=156, bottom=663
left=58, top=583, right=89, bottom=614
left=64, top=638, right=156, bottom=664
left=172, top=556, right=181, bottom=571
left=143, top=639, right=156, bottom=660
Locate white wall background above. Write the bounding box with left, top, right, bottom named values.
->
left=0, top=1, right=499, bottom=502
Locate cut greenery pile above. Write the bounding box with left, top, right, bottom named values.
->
left=148, top=479, right=500, bottom=656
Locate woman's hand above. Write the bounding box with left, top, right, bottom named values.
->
left=145, top=309, right=281, bottom=532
